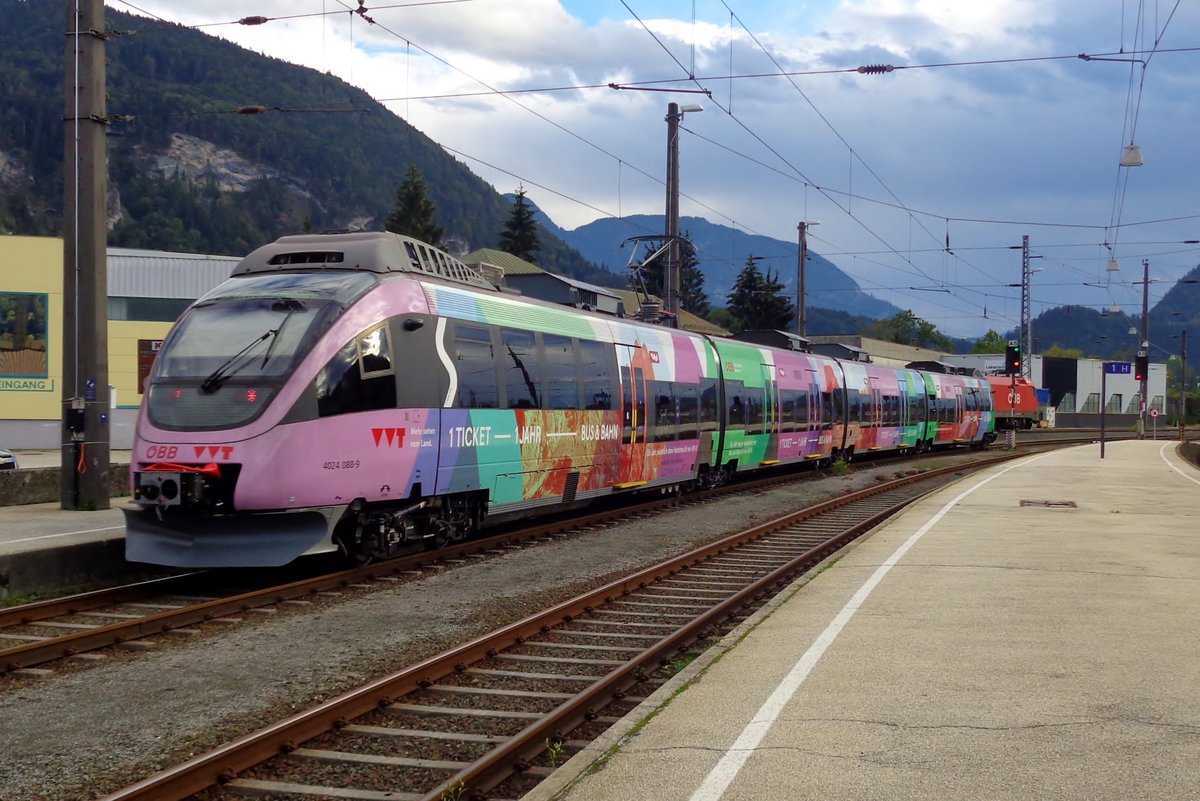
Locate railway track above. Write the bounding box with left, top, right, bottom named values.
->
left=96, top=451, right=1028, bottom=801
left=0, top=435, right=1120, bottom=678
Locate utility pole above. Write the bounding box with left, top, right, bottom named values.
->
left=796, top=222, right=817, bottom=336
left=61, top=0, right=111, bottom=510
left=663, top=101, right=702, bottom=326
left=663, top=102, right=681, bottom=326
left=1020, top=235, right=1032, bottom=379
left=1139, top=258, right=1150, bottom=439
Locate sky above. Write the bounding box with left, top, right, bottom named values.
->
left=107, top=0, right=1200, bottom=340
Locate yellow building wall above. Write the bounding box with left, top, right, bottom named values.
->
left=1, top=236, right=173, bottom=422
left=110, top=320, right=173, bottom=408
left=0, top=236, right=63, bottom=420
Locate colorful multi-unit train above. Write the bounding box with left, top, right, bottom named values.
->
left=124, top=231, right=996, bottom=568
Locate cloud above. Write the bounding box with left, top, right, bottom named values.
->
left=109, top=0, right=1200, bottom=337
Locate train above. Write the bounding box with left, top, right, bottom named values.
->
left=986, top=374, right=1041, bottom=430
left=123, top=231, right=996, bottom=568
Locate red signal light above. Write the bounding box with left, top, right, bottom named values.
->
left=245, top=388, right=258, bottom=403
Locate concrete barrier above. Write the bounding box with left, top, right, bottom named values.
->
left=0, top=462, right=130, bottom=507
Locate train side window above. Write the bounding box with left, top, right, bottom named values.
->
left=780, top=390, right=796, bottom=434
left=822, top=388, right=836, bottom=429
left=500, top=328, right=540, bottom=409
left=699, top=378, right=720, bottom=432
left=452, top=324, right=499, bottom=408
left=747, top=387, right=765, bottom=435
left=649, top=380, right=676, bottom=442
left=543, top=334, right=578, bottom=409
left=677, top=384, right=698, bottom=440
left=726, top=380, right=747, bottom=430
left=316, top=323, right=397, bottom=417
left=580, top=339, right=614, bottom=410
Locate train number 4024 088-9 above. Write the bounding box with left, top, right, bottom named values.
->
left=322, top=459, right=361, bottom=470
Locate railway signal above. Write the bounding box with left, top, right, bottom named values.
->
left=1004, top=342, right=1022, bottom=376
left=1134, top=352, right=1148, bottom=381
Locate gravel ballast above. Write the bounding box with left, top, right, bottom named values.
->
left=0, top=458, right=981, bottom=801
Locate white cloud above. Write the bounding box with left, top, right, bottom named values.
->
left=107, top=0, right=1200, bottom=337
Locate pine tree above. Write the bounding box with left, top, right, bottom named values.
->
left=678, top=233, right=709, bottom=316
left=498, top=186, right=540, bottom=263
left=726, top=256, right=794, bottom=333
left=385, top=164, right=444, bottom=247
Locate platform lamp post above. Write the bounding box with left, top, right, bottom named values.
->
left=1176, top=329, right=1188, bottom=440
left=664, top=101, right=703, bottom=325
left=796, top=221, right=819, bottom=336
left=1138, top=258, right=1150, bottom=438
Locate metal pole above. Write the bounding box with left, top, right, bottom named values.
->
left=1100, top=369, right=1107, bottom=459
left=796, top=222, right=808, bottom=336
left=1020, top=234, right=1032, bottom=379
left=61, top=0, right=111, bottom=510
left=664, top=102, right=680, bottom=325
left=1139, top=257, right=1149, bottom=438
left=1181, top=329, right=1188, bottom=441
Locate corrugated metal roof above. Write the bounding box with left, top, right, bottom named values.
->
left=462, top=248, right=545, bottom=276
left=108, top=247, right=240, bottom=299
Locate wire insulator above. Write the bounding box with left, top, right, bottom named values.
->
left=856, top=64, right=895, bottom=74
left=238, top=16, right=270, bottom=26
left=236, top=105, right=269, bottom=115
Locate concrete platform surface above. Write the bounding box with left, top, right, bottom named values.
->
left=530, top=440, right=1200, bottom=801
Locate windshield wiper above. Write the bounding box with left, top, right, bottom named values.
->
left=199, top=329, right=277, bottom=394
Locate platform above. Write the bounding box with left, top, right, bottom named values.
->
left=0, top=450, right=133, bottom=598
left=530, top=440, right=1200, bottom=801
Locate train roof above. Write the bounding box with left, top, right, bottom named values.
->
left=232, top=231, right=497, bottom=291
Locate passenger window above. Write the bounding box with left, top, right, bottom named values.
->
left=580, top=339, right=615, bottom=410
left=501, top=328, right=540, bottom=409
left=453, top=324, right=499, bottom=408
left=316, top=323, right=397, bottom=417
left=699, top=378, right=720, bottom=432
left=544, top=334, right=579, bottom=409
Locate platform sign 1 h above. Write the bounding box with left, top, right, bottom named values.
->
left=1104, top=361, right=1131, bottom=375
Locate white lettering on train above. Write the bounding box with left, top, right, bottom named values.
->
left=448, top=425, right=492, bottom=448
left=580, top=423, right=619, bottom=441
left=516, top=426, right=542, bottom=445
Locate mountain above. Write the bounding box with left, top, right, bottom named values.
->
left=986, top=265, right=1200, bottom=368
left=0, top=0, right=611, bottom=283
left=538, top=213, right=903, bottom=319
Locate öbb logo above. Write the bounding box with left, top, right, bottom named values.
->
left=372, top=428, right=407, bottom=447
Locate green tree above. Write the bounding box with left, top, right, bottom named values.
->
left=498, top=186, right=540, bottom=263
left=867, top=310, right=952, bottom=350
left=678, top=232, right=709, bottom=316
left=1042, top=345, right=1084, bottom=359
left=969, top=329, right=1008, bottom=353
left=385, top=163, right=444, bottom=247
left=726, top=256, right=793, bottom=333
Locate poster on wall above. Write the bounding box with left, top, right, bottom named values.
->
left=0, top=291, right=50, bottom=391
left=138, top=339, right=164, bottom=394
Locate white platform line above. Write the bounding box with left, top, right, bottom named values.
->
left=7, top=525, right=125, bottom=546
left=688, top=451, right=1052, bottom=801
left=1159, top=442, right=1200, bottom=486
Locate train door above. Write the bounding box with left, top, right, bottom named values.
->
left=760, top=363, right=780, bottom=464
left=618, top=345, right=649, bottom=487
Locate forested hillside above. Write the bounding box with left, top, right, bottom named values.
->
left=0, top=0, right=616, bottom=284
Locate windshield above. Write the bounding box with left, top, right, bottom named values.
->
left=153, top=273, right=374, bottom=382
left=144, top=271, right=376, bottom=431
